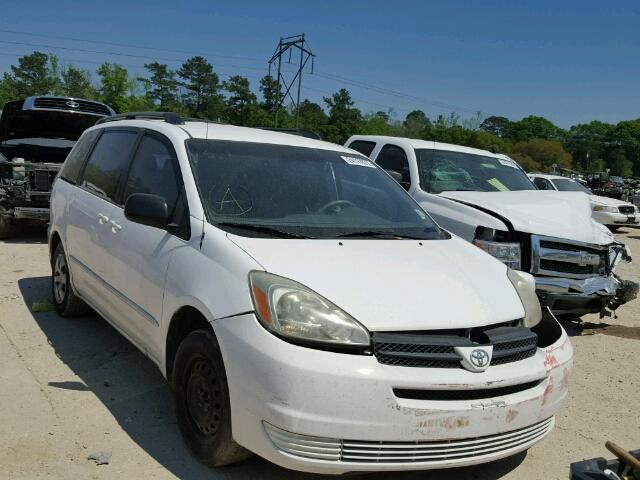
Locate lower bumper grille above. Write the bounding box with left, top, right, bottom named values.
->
left=393, top=379, right=543, bottom=401
left=264, top=417, right=554, bottom=464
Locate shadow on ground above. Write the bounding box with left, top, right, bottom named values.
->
left=560, top=317, right=640, bottom=341
left=18, top=275, right=526, bottom=480
left=1, top=223, right=48, bottom=244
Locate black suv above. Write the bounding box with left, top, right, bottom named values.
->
left=0, top=96, right=114, bottom=237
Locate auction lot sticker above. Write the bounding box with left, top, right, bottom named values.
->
left=341, top=155, right=376, bottom=168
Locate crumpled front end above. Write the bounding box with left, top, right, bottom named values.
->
left=531, top=235, right=638, bottom=317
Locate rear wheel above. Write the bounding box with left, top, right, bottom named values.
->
left=173, top=329, right=251, bottom=467
left=51, top=243, right=91, bottom=317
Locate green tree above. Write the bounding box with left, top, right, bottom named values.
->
left=141, top=62, right=179, bottom=109
left=297, top=100, right=327, bottom=132
left=224, top=75, right=257, bottom=125
left=96, top=63, right=131, bottom=112
left=403, top=110, right=432, bottom=137
left=321, top=88, right=362, bottom=144
left=60, top=65, right=97, bottom=98
left=510, top=115, right=563, bottom=142
left=1, top=51, right=57, bottom=99
left=480, top=115, right=512, bottom=138
left=259, top=75, right=282, bottom=113
left=178, top=56, right=222, bottom=117
left=512, top=139, right=572, bottom=172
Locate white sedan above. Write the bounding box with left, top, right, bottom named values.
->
left=530, top=173, right=639, bottom=230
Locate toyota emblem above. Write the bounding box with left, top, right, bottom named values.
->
left=470, top=349, right=490, bottom=368
left=66, top=100, right=80, bottom=108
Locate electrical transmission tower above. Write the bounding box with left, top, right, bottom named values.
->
left=268, top=34, right=315, bottom=128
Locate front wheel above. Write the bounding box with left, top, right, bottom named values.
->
left=172, top=329, right=251, bottom=467
left=51, top=243, right=91, bottom=317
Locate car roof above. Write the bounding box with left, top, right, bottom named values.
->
left=348, top=135, right=503, bottom=158
left=90, top=117, right=354, bottom=154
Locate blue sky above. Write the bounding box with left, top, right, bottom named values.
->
left=1, top=0, right=638, bottom=128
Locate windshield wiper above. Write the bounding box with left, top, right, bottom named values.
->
left=217, top=222, right=311, bottom=239
left=336, top=230, right=425, bottom=240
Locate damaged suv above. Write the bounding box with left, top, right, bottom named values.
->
left=0, top=96, right=114, bottom=237
left=49, top=113, right=572, bottom=474
left=346, top=136, right=638, bottom=318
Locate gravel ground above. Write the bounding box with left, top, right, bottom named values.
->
left=0, top=227, right=638, bottom=480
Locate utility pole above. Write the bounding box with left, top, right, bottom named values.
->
left=268, top=34, right=315, bottom=128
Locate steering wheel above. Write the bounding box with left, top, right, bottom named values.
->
left=316, top=199, right=356, bottom=214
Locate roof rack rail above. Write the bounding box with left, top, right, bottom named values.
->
left=95, top=111, right=185, bottom=125
left=259, top=127, right=322, bottom=140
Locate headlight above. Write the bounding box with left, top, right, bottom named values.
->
left=473, top=239, right=521, bottom=270
left=592, top=205, right=618, bottom=213
left=249, top=271, right=370, bottom=348
left=507, top=269, right=542, bottom=328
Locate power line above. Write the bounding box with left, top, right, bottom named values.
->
left=0, top=28, right=264, bottom=62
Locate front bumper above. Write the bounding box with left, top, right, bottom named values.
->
left=535, top=275, right=639, bottom=316
left=213, top=313, right=572, bottom=474
left=592, top=210, right=639, bottom=227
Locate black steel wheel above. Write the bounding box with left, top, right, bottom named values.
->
left=172, top=329, right=251, bottom=467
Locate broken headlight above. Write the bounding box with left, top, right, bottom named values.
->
left=249, top=271, right=370, bottom=349
left=473, top=239, right=521, bottom=270
left=507, top=269, right=542, bottom=328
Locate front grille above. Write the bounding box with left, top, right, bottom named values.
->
left=532, top=235, right=608, bottom=279
left=33, top=97, right=112, bottom=116
left=540, top=259, right=594, bottom=275
left=264, top=418, right=554, bottom=465
left=393, top=379, right=543, bottom=401
left=372, top=326, right=537, bottom=369
left=618, top=205, right=635, bottom=214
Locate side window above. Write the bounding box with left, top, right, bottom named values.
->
left=81, top=130, right=138, bottom=202
left=348, top=140, right=376, bottom=157
left=376, top=144, right=411, bottom=189
left=59, top=129, right=100, bottom=184
left=123, top=134, right=180, bottom=213
left=533, top=177, right=554, bottom=190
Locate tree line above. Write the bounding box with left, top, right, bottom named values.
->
left=1, top=51, right=639, bottom=177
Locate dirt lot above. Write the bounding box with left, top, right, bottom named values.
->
left=1, top=227, right=639, bottom=480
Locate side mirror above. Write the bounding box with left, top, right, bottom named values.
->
left=385, top=169, right=403, bottom=183
left=124, top=193, right=170, bottom=229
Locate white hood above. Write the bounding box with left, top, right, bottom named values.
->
left=228, top=235, right=525, bottom=331
left=589, top=194, right=634, bottom=208
left=439, top=190, right=614, bottom=245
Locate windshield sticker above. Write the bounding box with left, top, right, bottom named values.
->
left=341, top=155, right=375, bottom=168
left=498, top=158, right=519, bottom=169
left=480, top=163, right=497, bottom=169
left=487, top=178, right=509, bottom=191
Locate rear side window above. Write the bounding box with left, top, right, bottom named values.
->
left=123, top=134, right=180, bottom=213
left=533, top=177, right=554, bottom=190
left=59, top=130, right=100, bottom=184
left=81, top=130, right=138, bottom=203
left=376, top=144, right=411, bottom=189
left=348, top=140, right=376, bottom=157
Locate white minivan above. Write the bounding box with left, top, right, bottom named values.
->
left=49, top=113, right=572, bottom=474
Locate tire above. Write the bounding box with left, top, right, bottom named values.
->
left=0, top=215, right=12, bottom=239
left=51, top=243, right=91, bottom=317
left=172, top=329, right=251, bottom=467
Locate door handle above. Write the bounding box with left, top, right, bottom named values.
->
left=97, top=213, right=109, bottom=224
left=110, top=220, right=122, bottom=234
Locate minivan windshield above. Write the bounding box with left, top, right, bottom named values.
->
left=186, top=140, right=443, bottom=239
left=552, top=178, right=592, bottom=194
left=415, top=149, right=536, bottom=193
